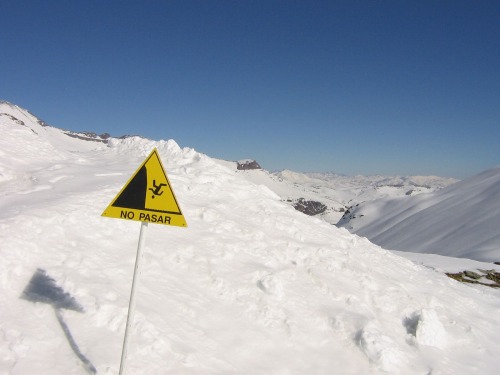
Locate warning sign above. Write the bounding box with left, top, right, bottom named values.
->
left=102, top=148, right=187, bottom=227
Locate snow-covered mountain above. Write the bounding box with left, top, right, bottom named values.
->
left=1, top=100, right=500, bottom=374
left=337, top=166, right=500, bottom=262
left=215, top=160, right=457, bottom=225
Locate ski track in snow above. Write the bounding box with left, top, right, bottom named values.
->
left=1, top=103, right=500, bottom=374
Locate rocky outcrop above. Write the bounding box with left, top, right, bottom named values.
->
left=64, top=131, right=110, bottom=143
left=446, top=269, right=500, bottom=288
left=237, top=160, right=261, bottom=170
left=293, top=198, right=327, bottom=216
left=0, top=113, right=25, bottom=126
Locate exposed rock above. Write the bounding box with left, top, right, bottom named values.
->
left=293, top=198, right=327, bottom=216
left=118, top=134, right=142, bottom=139
left=446, top=269, right=500, bottom=288
left=0, top=113, right=25, bottom=126
left=237, top=160, right=261, bottom=170
left=337, top=204, right=361, bottom=223
left=64, top=131, right=108, bottom=143
left=463, top=270, right=481, bottom=279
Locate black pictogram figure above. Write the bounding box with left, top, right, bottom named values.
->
left=149, top=180, right=167, bottom=199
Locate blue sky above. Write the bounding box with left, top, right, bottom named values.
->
left=2, top=0, right=498, bottom=178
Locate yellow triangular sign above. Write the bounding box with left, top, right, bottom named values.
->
left=102, top=148, right=187, bottom=227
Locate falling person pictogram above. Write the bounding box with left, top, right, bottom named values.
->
left=149, top=180, right=167, bottom=199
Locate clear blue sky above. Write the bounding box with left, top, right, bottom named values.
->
left=2, top=0, right=498, bottom=178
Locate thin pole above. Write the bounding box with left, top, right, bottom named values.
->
left=119, top=221, right=148, bottom=375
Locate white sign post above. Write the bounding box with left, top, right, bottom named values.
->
left=119, top=221, right=148, bottom=375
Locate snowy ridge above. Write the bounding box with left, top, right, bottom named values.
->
left=337, top=166, right=500, bottom=262
left=1, top=101, right=500, bottom=374
left=219, top=165, right=457, bottom=225
left=304, top=172, right=457, bottom=190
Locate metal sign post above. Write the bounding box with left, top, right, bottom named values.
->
left=119, top=221, right=148, bottom=375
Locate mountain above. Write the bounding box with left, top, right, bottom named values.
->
left=337, top=166, right=500, bottom=262
left=1, top=100, right=500, bottom=374
left=215, top=161, right=457, bottom=225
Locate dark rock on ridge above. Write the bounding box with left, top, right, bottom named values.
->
left=237, top=160, right=261, bottom=170
left=293, top=198, right=327, bottom=216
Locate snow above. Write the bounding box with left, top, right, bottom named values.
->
left=1, top=101, right=500, bottom=374
left=337, top=166, right=500, bottom=262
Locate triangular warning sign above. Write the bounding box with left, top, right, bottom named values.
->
left=102, top=148, right=187, bottom=227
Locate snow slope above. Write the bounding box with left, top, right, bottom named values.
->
left=337, top=166, right=500, bottom=262
left=213, top=161, right=457, bottom=225
left=1, top=101, right=500, bottom=374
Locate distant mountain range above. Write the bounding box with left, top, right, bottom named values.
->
left=215, top=159, right=458, bottom=224
left=2, top=99, right=498, bottom=263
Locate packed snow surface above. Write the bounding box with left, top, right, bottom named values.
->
left=1, top=101, right=500, bottom=374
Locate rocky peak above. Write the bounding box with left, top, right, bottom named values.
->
left=237, top=159, right=261, bottom=170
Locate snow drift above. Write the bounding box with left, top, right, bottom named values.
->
left=1, top=101, right=500, bottom=374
